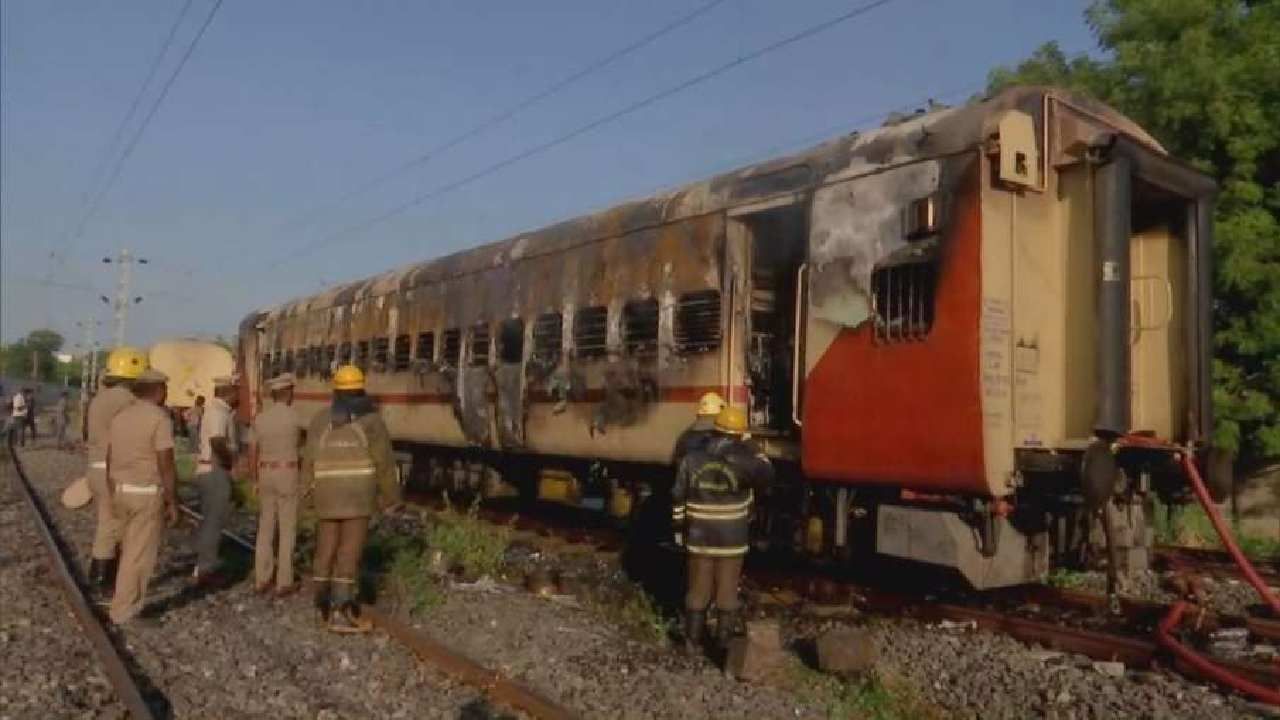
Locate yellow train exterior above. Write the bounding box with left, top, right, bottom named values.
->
left=240, top=87, right=1221, bottom=588
left=148, top=339, right=234, bottom=410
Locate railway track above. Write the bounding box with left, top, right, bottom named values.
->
left=4, top=442, right=156, bottom=719
left=1156, top=545, right=1280, bottom=585
left=176, top=503, right=579, bottom=720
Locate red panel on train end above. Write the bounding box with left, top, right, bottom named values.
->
left=801, top=175, right=985, bottom=493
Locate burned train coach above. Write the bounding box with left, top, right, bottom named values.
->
left=241, top=86, right=1223, bottom=588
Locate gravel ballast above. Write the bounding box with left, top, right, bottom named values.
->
left=10, top=444, right=492, bottom=719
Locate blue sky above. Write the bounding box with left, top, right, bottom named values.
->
left=1, top=0, right=1097, bottom=349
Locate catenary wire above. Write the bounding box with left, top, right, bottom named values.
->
left=275, top=0, right=731, bottom=233
left=61, top=0, right=225, bottom=255
left=271, top=0, right=899, bottom=268
left=62, top=0, right=198, bottom=253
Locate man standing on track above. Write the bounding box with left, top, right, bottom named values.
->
left=192, top=376, right=238, bottom=587
left=53, top=390, right=71, bottom=450
left=106, top=368, right=178, bottom=625
left=84, top=347, right=148, bottom=602
left=23, top=388, right=37, bottom=445
left=250, top=373, right=305, bottom=595
left=671, top=406, right=773, bottom=655
left=303, top=364, right=399, bottom=633
left=9, top=386, right=28, bottom=448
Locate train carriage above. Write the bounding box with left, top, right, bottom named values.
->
left=239, top=86, right=1223, bottom=588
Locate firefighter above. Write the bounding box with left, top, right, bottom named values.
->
left=672, top=392, right=724, bottom=467
left=84, top=346, right=148, bottom=602
left=672, top=405, right=773, bottom=653
left=303, top=364, right=399, bottom=633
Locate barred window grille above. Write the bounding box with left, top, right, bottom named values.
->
left=338, top=342, right=352, bottom=364
left=871, top=260, right=937, bottom=342
left=261, top=353, right=273, bottom=381
left=324, top=345, right=337, bottom=375
left=574, top=306, right=609, bottom=359
left=623, top=298, right=660, bottom=357
left=469, top=323, right=491, bottom=367
left=372, top=337, right=390, bottom=371
left=675, top=289, right=722, bottom=353
left=441, top=329, right=462, bottom=367
left=393, top=335, right=411, bottom=371
left=355, top=340, right=370, bottom=370
left=283, top=350, right=295, bottom=373
left=498, top=318, right=524, bottom=364
left=532, top=313, right=563, bottom=365
left=416, top=332, right=436, bottom=364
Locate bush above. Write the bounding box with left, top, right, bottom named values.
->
left=426, top=495, right=511, bottom=580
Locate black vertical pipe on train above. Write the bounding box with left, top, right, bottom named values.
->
left=1092, top=155, right=1132, bottom=437
left=1192, top=196, right=1215, bottom=441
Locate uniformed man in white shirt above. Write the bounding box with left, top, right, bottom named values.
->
left=191, top=376, right=238, bottom=586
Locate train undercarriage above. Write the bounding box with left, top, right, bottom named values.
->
left=395, top=436, right=1231, bottom=592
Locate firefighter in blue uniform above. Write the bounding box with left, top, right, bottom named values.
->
left=672, top=405, right=773, bottom=654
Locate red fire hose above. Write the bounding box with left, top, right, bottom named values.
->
left=1153, top=453, right=1280, bottom=704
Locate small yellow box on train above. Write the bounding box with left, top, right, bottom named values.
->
left=537, top=469, right=579, bottom=505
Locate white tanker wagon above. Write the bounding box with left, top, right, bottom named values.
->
left=147, top=339, right=235, bottom=411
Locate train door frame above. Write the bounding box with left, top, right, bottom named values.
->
left=726, top=196, right=809, bottom=438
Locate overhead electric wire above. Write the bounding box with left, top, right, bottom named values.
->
left=62, top=0, right=225, bottom=253
left=273, top=0, right=899, bottom=268
left=72, top=0, right=198, bottom=240
left=276, top=0, right=730, bottom=232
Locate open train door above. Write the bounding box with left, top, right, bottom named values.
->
left=727, top=197, right=809, bottom=438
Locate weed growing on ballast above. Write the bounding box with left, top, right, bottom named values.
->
left=426, top=495, right=512, bottom=580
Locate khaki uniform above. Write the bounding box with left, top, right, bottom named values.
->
left=251, top=401, right=304, bottom=589
left=86, top=385, right=135, bottom=559
left=107, top=401, right=174, bottom=624
left=303, top=407, right=398, bottom=609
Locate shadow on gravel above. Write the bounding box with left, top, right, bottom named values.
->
left=457, top=698, right=519, bottom=720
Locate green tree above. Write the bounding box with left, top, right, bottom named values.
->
left=990, top=0, right=1280, bottom=464
left=1, top=329, right=67, bottom=382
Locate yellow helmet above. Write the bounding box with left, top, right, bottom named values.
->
left=714, top=406, right=749, bottom=435
left=104, top=346, right=148, bottom=380
left=697, top=391, right=726, bottom=417
left=333, top=364, right=365, bottom=391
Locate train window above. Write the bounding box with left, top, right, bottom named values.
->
left=574, top=306, right=609, bottom=360
left=270, top=352, right=283, bottom=377
left=469, top=323, right=491, bottom=367
left=311, top=346, right=324, bottom=375
left=261, top=353, right=272, bottom=381
left=355, top=340, right=370, bottom=370
left=498, top=318, right=524, bottom=364
left=623, top=298, right=660, bottom=357
left=338, top=342, right=352, bottom=364
left=675, top=289, right=722, bottom=353
left=324, top=345, right=337, bottom=375
left=441, top=329, right=462, bottom=367
left=284, top=350, right=295, bottom=373
left=393, top=335, right=411, bottom=371
left=415, top=332, right=435, bottom=364
left=372, top=337, right=390, bottom=372
left=872, top=258, right=937, bottom=342
left=532, top=313, right=562, bottom=366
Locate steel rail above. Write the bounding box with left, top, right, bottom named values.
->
left=4, top=444, right=155, bottom=719
left=178, top=503, right=580, bottom=720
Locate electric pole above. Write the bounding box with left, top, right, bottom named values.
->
left=101, top=248, right=147, bottom=348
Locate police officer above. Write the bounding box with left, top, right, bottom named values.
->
left=303, top=364, right=398, bottom=633
left=84, top=347, right=148, bottom=601
left=106, top=369, right=178, bottom=625
left=671, top=406, right=773, bottom=653
left=251, top=373, right=305, bottom=595
left=192, top=376, right=238, bottom=586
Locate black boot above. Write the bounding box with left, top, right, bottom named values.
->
left=327, top=583, right=371, bottom=634
left=313, top=580, right=332, bottom=625
left=715, top=608, right=739, bottom=648
left=88, top=559, right=110, bottom=605
left=683, top=610, right=706, bottom=654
